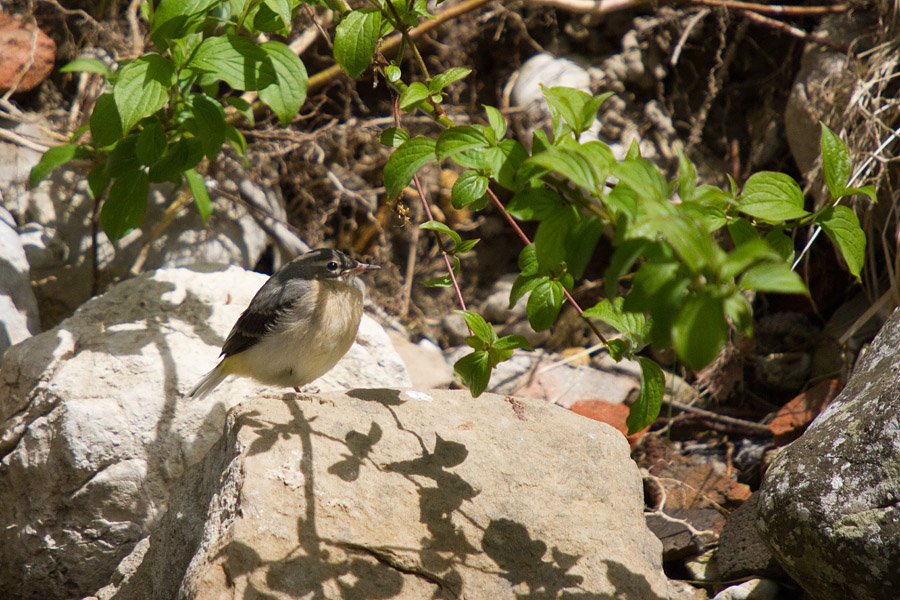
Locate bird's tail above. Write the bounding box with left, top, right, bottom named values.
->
left=187, top=363, right=227, bottom=400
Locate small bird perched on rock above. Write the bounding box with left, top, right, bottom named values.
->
left=188, top=248, right=380, bottom=399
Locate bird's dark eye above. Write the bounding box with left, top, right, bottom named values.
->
left=327, top=261, right=339, bottom=271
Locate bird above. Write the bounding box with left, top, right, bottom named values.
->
left=188, top=248, right=380, bottom=399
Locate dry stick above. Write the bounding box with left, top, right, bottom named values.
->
left=307, top=0, right=493, bottom=93
left=739, top=9, right=850, bottom=52
left=485, top=188, right=609, bottom=346
left=665, top=398, right=773, bottom=435
left=692, top=0, right=848, bottom=15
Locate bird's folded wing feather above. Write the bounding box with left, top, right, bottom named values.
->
left=220, top=277, right=316, bottom=357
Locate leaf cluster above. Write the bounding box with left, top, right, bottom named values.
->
left=31, top=0, right=309, bottom=241
left=382, top=83, right=872, bottom=432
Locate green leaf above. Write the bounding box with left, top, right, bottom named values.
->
left=420, top=219, right=462, bottom=246
left=612, top=159, right=668, bottom=203
left=263, top=0, right=291, bottom=26
left=252, top=3, right=287, bottom=32
left=60, top=57, right=110, bottom=76
left=509, top=274, right=542, bottom=308
left=655, top=214, right=718, bottom=273
left=506, top=187, right=563, bottom=221
left=493, top=335, right=533, bottom=353
left=518, top=243, right=538, bottom=276
left=542, top=86, right=602, bottom=134
left=152, top=0, right=218, bottom=41
left=739, top=262, right=808, bottom=294
left=113, top=54, right=175, bottom=133
left=534, top=206, right=578, bottom=270
left=527, top=278, right=564, bottom=331
left=583, top=297, right=648, bottom=347
left=383, top=136, right=436, bottom=198
left=379, top=127, right=410, bottom=147
left=148, top=138, right=203, bottom=183
left=765, top=227, right=795, bottom=262
left=136, top=120, right=167, bottom=165
left=385, top=65, right=401, bottom=82
left=725, top=292, right=753, bottom=336
left=527, top=146, right=601, bottom=194
left=820, top=122, right=851, bottom=200
left=727, top=217, right=759, bottom=247
left=333, top=10, right=381, bottom=78
left=436, top=126, right=491, bottom=162
left=677, top=146, right=697, bottom=202
left=484, top=105, right=506, bottom=140
left=626, top=357, right=665, bottom=434
left=189, top=95, right=226, bottom=160
left=604, top=239, right=651, bottom=298
left=184, top=168, right=211, bottom=222
left=28, top=144, right=89, bottom=188
left=101, top=169, right=150, bottom=241
left=738, top=172, right=808, bottom=221
left=106, top=136, right=141, bottom=177
left=87, top=163, right=110, bottom=200
left=225, top=124, right=247, bottom=156
left=454, top=238, right=480, bottom=254
left=565, top=216, right=604, bottom=280
left=399, top=81, right=430, bottom=112
left=483, top=139, right=527, bottom=191
left=720, top=239, right=781, bottom=280
left=258, top=41, right=308, bottom=127
left=839, top=185, right=877, bottom=203
left=454, top=350, right=492, bottom=397
left=455, top=310, right=496, bottom=342
left=451, top=171, right=489, bottom=209
left=818, top=205, right=866, bottom=278
left=90, top=92, right=124, bottom=147
left=429, top=67, right=471, bottom=93
left=672, top=292, right=727, bottom=370
left=189, top=34, right=275, bottom=91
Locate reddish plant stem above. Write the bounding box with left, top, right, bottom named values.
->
left=411, top=173, right=468, bottom=312
left=486, top=188, right=608, bottom=346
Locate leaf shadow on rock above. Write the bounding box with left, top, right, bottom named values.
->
left=215, top=389, right=664, bottom=600
left=0, top=273, right=240, bottom=600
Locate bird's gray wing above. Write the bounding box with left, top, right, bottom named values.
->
left=220, top=276, right=316, bottom=357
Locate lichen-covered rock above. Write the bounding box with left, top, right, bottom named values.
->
left=756, top=307, right=900, bottom=599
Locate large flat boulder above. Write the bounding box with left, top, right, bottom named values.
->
left=113, top=389, right=668, bottom=599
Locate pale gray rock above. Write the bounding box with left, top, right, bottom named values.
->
left=0, top=265, right=409, bottom=599
left=387, top=329, right=455, bottom=389
left=0, top=206, right=40, bottom=357
left=8, top=160, right=273, bottom=327
left=710, top=578, right=780, bottom=600
left=113, top=389, right=668, bottom=599
left=756, top=306, right=900, bottom=599
left=444, top=347, right=641, bottom=407
left=784, top=14, right=874, bottom=178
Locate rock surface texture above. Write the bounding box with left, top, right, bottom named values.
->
left=757, top=306, right=900, bottom=599
left=0, top=206, right=40, bottom=357
left=0, top=266, right=409, bottom=599
left=113, top=389, right=668, bottom=599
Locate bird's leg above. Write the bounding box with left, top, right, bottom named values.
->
left=294, top=387, right=301, bottom=393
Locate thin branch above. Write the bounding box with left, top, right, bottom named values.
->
left=693, top=0, right=848, bottom=15
left=664, top=398, right=773, bottom=436
left=739, top=9, right=850, bottom=52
